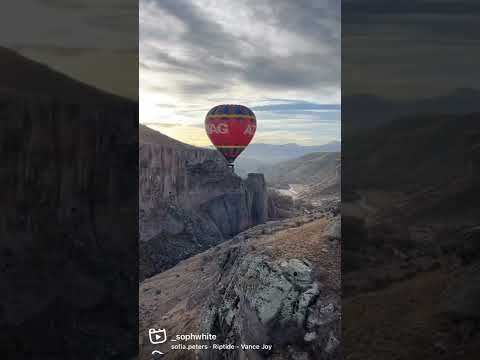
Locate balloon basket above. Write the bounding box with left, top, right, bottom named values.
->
left=228, top=163, right=235, bottom=172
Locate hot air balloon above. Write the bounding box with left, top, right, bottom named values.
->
left=205, top=104, right=256, bottom=170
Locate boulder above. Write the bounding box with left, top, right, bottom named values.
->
left=200, top=254, right=341, bottom=360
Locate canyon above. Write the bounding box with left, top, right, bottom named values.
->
left=139, top=126, right=341, bottom=359
left=139, top=125, right=270, bottom=279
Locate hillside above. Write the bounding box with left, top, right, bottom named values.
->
left=140, top=124, right=195, bottom=148
left=342, top=106, right=480, bottom=359
left=140, top=212, right=341, bottom=360
left=260, top=152, right=340, bottom=188
left=343, top=112, right=480, bottom=190
left=232, top=142, right=340, bottom=175
left=343, top=89, right=480, bottom=130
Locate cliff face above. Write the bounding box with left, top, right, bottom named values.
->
left=139, top=141, right=223, bottom=241
left=139, top=126, right=269, bottom=279
left=0, top=92, right=138, bottom=358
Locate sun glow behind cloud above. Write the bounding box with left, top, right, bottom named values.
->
left=140, top=0, right=340, bottom=146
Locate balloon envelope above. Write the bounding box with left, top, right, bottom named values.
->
left=205, top=104, right=256, bottom=164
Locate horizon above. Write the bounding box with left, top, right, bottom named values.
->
left=140, top=0, right=341, bottom=147
left=142, top=123, right=342, bottom=148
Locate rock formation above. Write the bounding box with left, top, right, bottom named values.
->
left=245, top=174, right=269, bottom=224
left=139, top=126, right=271, bottom=279
left=0, top=48, right=138, bottom=358
left=200, top=255, right=341, bottom=360
left=139, top=211, right=341, bottom=360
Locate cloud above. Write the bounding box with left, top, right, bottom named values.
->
left=252, top=101, right=341, bottom=113
left=141, top=0, right=339, bottom=94
left=140, top=0, right=341, bottom=145
left=142, top=122, right=178, bottom=128
left=343, top=0, right=480, bottom=98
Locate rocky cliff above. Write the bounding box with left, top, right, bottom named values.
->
left=139, top=126, right=270, bottom=279
left=0, top=47, right=138, bottom=358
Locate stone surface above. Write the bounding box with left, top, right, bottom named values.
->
left=139, top=126, right=271, bottom=279
left=199, top=254, right=340, bottom=360
left=139, top=212, right=341, bottom=360
left=197, top=218, right=341, bottom=360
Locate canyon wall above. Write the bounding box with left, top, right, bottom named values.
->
left=139, top=128, right=270, bottom=279
left=0, top=92, right=138, bottom=358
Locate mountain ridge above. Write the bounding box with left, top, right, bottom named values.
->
left=260, top=151, right=340, bottom=187
left=227, top=141, right=341, bottom=176
left=0, top=46, right=134, bottom=105
left=344, top=89, right=480, bottom=129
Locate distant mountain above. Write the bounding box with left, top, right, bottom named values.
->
left=343, top=112, right=480, bottom=190
left=344, top=88, right=480, bottom=130
left=242, top=141, right=341, bottom=160
left=259, top=152, right=340, bottom=187
left=229, top=141, right=340, bottom=175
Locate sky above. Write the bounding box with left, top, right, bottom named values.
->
left=0, top=0, right=138, bottom=100
left=343, top=0, right=480, bottom=99
left=140, top=0, right=341, bottom=147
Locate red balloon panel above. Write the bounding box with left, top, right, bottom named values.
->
left=205, top=117, right=256, bottom=147
left=205, top=104, right=257, bottom=164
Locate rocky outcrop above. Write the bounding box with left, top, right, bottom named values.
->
left=268, top=189, right=296, bottom=219
left=200, top=255, right=341, bottom=360
left=139, top=211, right=341, bottom=360
left=245, top=173, right=269, bottom=224
left=139, top=127, right=270, bottom=279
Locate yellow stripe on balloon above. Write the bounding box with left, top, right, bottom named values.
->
left=206, top=115, right=256, bottom=119
left=215, top=145, right=247, bottom=149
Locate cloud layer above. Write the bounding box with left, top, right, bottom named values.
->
left=140, top=0, right=340, bottom=146
left=343, top=0, right=480, bottom=99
